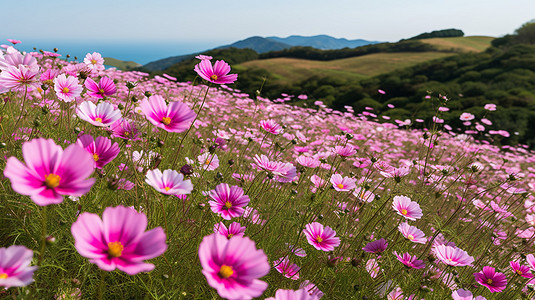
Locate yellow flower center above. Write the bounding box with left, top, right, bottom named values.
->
left=161, top=117, right=171, bottom=125
left=210, top=74, right=218, bottom=81
left=401, top=209, right=408, bottom=215
left=99, top=88, right=105, bottom=94
left=164, top=187, right=171, bottom=192
left=0, top=273, right=8, bottom=279
left=62, top=87, right=70, bottom=94
left=516, top=269, right=523, bottom=275
left=316, top=236, right=323, bottom=243
left=107, top=241, right=124, bottom=258
left=224, top=201, right=232, bottom=209
left=487, top=278, right=493, bottom=284
left=336, top=183, right=345, bottom=189
left=95, top=117, right=102, bottom=123
left=227, top=234, right=234, bottom=239
left=205, top=158, right=212, bottom=165
left=44, top=174, right=61, bottom=188
left=124, top=131, right=130, bottom=137
left=93, top=153, right=99, bottom=162
left=407, top=234, right=414, bottom=241
left=91, top=59, right=97, bottom=65
left=218, top=265, right=234, bottom=278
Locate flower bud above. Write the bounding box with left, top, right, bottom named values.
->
left=180, top=164, right=194, bottom=176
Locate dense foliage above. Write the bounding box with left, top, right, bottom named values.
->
left=406, top=29, right=465, bottom=40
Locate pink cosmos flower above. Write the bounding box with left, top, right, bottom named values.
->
left=260, top=119, right=283, bottom=134
left=0, top=65, right=40, bottom=92
left=145, top=169, right=193, bottom=195
left=54, top=74, right=82, bottom=102
left=266, top=288, right=320, bottom=300
left=330, top=174, right=357, bottom=191
left=7, top=39, right=21, bottom=45
left=299, top=280, right=324, bottom=299
left=208, top=183, right=250, bottom=220
left=195, top=54, right=213, bottom=60
left=509, top=261, right=533, bottom=278
left=214, top=222, right=246, bottom=239
left=71, top=205, right=167, bottom=275
left=474, top=266, right=507, bottom=293
left=84, top=76, right=116, bottom=99
left=392, top=195, right=423, bottom=221
left=83, top=52, right=105, bottom=71
left=460, top=112, right=475, bottom=121
left=0, top=49, right=37, bottom=71
left=139, top=95, right=196, bottom=133
left=198, top=233, right=269, bottom=299
left=303, top=222, right=340, bottom=251
left=394, top=251, right=425, bottom=269
left=333, top=145, right=357, bottom=157
left=398, top=222, right=426, bottom=244
left=194, top=59, right=238, bottom=84
left=433, top=245, right=474, bottom=267
left=76, top=134, right=120, bottom=169
left=310, top=175, right=326, bottom=193
left=110, top=119, right=139, bottom=140
left=296, top=156, right=320, bottom=168
left=3, top=138, right=95, bottom=206
left=451, top=289, right=487, bottom=300
left=526, top=254, right=535, bottom=271
left=0, top=245, right=37, bottom=288
left=40, top=69, right=59, bottom=85
left=273, top=257, right=300, bottom=280
left=253, top=155, right=296, bottom=182
left=77, top=101, right=122, bottom=127
left=286, top=243, right=306, bottom=257
left=353, top=187, right=375, bottom=203
left=366, top=259, right=381, bottom=278
left=198, top=152, right=219, bottom=171
left=363, top=238, right=388, bottom=254
left=484, top=104, right=496, bottom=111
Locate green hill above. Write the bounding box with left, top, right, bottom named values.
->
left=103, top=57, right=141, bottom=70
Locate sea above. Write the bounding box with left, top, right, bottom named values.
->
left=1, top=38, right=222, bottom=65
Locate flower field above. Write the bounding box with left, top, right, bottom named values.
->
left=1, top=42, right=535, bottom=299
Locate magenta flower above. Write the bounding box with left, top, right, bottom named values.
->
left=145, top=169, right=193, bottom=195
left=303, top=222, right=340, bottom=251
left=330, top=174, right=357, bottom=191
left=527, top=254, right=535, bottom=271
left=474, top=266, right=507, bottom=293
left=214, top=222, right=246, bottom=239
left=3, top=138, right=95, bottom=206
left=71, top=205, right=167, bottom=275
left=296, top=156, right=320, bottom=168
left=266, top=289, right=320, bottom=300
left=398, top=222, right=426, bottom=244
left=208, top=183, right=250, bottom=220
left=353, top=187, right=375, bottom=203
left=195, top=54, right=213, bottom=60
left=198, top=233, right=269, bottom=299
left=0, top=245, right=37, bottom=288
left=273, top=257, right=300, bottom=280
left=84, top=76, right=116, bottom=99
left=53, top=73, right=82, bottom=102
left=394, top=251, right=425, bottom=269
left=194, top=59, right=238, bottom=84
left=510, top=261, right=533, bottom=278
left=363, top=238, right=388, bottom=254
left=260, top=119, right=283, bottom=135
left=433, top=245, right=474, bottom=267
left=110, top=119, right=139, bottom=140
left=392, top=195, right=423, bottom=221
left=252, top=155, right=296, bottom=182
left=76, top=134, right=120, bottom=169
left=333, top=145, right=357, bottom=157
left=0, top=65, right=40, bottom=92
left=77, top=101, right=122, bottom=127
left=300, top=280, right=324, bottom=299
left=139, top=95, right=196, bottom=133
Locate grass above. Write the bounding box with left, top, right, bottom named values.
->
left=421, top=36, right=495, bottom=53
left=238, top=52, right=455, bottom=84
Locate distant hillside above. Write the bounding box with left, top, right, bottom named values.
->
left=103, top=57, right=141, bottom=70
left=267, top=35, right=379, bottom=50
left=216, top=36, right=292, bottom=53
left=421, top=36, right=494, bottom=53
left=142, top=34, right=379, bottom=71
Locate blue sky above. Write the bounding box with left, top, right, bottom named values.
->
left=2, top=0, right=534, bottom=63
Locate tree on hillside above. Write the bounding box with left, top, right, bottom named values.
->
left=515, top=21, right=535, bottom=45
